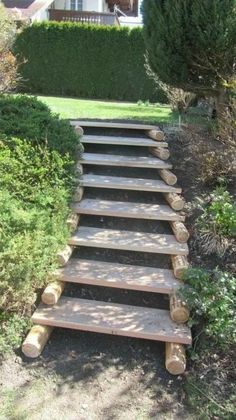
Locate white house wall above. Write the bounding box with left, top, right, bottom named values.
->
left=53, top=0, right=108, bottom=12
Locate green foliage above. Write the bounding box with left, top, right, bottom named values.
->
left=197, top=187, right=236, bottom=237
left=0, top=95, right=82, bottom=157
left=142, top=0, right=236, bottom=95
left=180, top=267, right=236, bottom=348
left=195, top=186, right=236, bottom=256
left=0, top=312, right=30, bottom=354
left=14, top=22, right=166, bottom=102
left=0, top=95, right=81, bottom=353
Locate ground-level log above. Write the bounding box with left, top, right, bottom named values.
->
left=42, top=281, right=65, bottom=305
left=146, top=129, right=165, bottom=142
left=74, top=125, right=84, bottom=136
left=57, top=245, right=73, bottom=266
left=159, top=169, right=177, bottom=186
left=165, top=342, right=186, bottom=375
left=171, top=255, right=189, bottom=279
left=170, top=293, right=190, bottom=323
left=73, top=186, right=84, bottom=202
left=170, top=221, right=189, bottom=243
left=149, top=147, right=170, bottom=161
left=22, top=325, right=53, bottom=358
left=75, top=163, right=83, bottom=176
left=66, top=213, right=80, bottom=232
left=164, top=193, right=185, bottom=211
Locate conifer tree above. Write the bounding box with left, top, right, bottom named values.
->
left=142, top=0, right=236, bottom=104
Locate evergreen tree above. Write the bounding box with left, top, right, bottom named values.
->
left=142, top=0, right=236, bottom=101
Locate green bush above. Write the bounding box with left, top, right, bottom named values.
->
left=195, top=186, right=236, bottom=256
left=0, top=95, right=82, bottom=157
left=14, top=22, right=166, bottom=102
left=0, top=95, right=81, bottom=353
left=180, top=268, right=236, bottom=349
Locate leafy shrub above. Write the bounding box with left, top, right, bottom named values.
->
left=180, top=268, right=236, bottom=349
left=14, top=22, right=166, bottom=102
left=0, top=312, right=30, bottom=354
left=195, top=186, right=236, bottom=256
left=0, top=95, right=81, bottom=353
left=0, top=95, right=82, bottom=158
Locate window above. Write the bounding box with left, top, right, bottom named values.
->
left=70, top=0, right=83, bottom=11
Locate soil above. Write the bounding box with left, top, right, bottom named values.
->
left=0, top=124, right=232, bottom=420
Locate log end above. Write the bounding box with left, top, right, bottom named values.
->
left=165, top=343, right=186, bottom=375
left=41, top=281, right=65, bottom=305
left=22, top=325, right=53, bottom=358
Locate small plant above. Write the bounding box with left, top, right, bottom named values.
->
left=180, top=267, right=236, bottom=349
left=195, top=186, right=236, bottom=256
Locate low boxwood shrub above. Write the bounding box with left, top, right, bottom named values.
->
left=0, top=95, right=81, bottom=354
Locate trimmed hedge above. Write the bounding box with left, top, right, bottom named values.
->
left=15, top=22, right=166, bottom=102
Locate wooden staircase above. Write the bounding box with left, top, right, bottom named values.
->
left=22, top=121, right=191, bottom=375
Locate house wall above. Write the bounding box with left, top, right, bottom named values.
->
left=32, top=8, right=49, bottom=21
left=53, top=0, right=108, bottom=12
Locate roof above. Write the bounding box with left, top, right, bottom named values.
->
left=2, top=0, right=53, bottom=20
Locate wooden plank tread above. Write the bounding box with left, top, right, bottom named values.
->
left=57, top=258, right=182, bottom=294
left=69, top=226, right=189, bottom=255
left=72, top=199, right=185, bottom=221
left=81, top=135, right=168, bottom=148
left=79, top=153, right=172, bottom=169
left=80, top=175, right=182, bottom=193
left=32, top=297, right=192, bottom=344
left=70, top=120, right=160, bottom=131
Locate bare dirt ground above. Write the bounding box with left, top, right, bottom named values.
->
left=0, top=125, right=206, bottom=420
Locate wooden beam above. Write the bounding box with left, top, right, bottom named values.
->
left=32, top=297, right=192, bottom=344
left=164, top=193, right=185, bottom=211
left=159, top=169, right=177, bottom=186
left=170, top=221, right=190, bottom=243
left=171, top=255, right=189, bottom=279
left=22, top=325, right=53, bottom=358
left=57, top=245, right=73, bottom=266
left=41, top=281, right=65, bottom=305
left=146, top=129, right=165, bottom=142
left=169, top=293, right=190, bottom=323
left=165, top=343, right=186, bottom=375
left=149, top=147, right=170, bottom=161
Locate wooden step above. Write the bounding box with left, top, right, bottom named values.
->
left=69, top=226, right=189, bottom=255
left=80, top=175, right=182, bottom=193
left=70, top=120, right=160, bottom=131
left=79, top=153, right=172, bottom=169
left=81, top=135, right=168, bottom=148
left=72, top=199, right=185, bottom=222
left=57, top=258, right=182, bottom=294
left=32, top=297, right=192, bottom=344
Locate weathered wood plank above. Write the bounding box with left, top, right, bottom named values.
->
left=70, top=120, right=161, bottom=131
left=79, top=153, right=172, bottom=169
left=72, top=199, right=185, bottom=221
left=80, top=175, right=182, bottom=193
left=32, top=297, right=192, bottom=344
left=81, top=135, right=168, bottom=148
left=56, top=258, right=182, bottom=294
left=69, top=227, right=189, bottom=255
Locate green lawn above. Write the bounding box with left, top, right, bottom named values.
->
left=37, top=96, right=176, bottom=124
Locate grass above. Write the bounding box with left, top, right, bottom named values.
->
left=36, top=96, right=176, bottom=124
